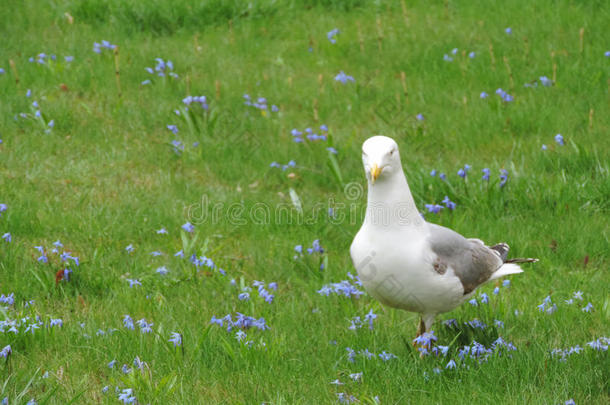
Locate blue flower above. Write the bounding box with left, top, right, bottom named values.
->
left=108, top=359, right=116, bottom=368
left=493, top=286, right=500, bottom=295
left=416, top=113, right=424, bottom=121
left=554, top=134, right=564, bottom=146
left=499, top=169, right=509, bottom=188
left=494, top=319, right=504, bottom=328
left=238, top=292, right=250, bottom=301
left=480, top=293, right=489, bottom=304
left=167, top=125, right=178, bottom=134
left=0, top=345, right=11, bottom=358
left=605, top=51, right=610, bottom=57
left=169, top=332, right=182, bottom=347
left=443, top=54, right=453, bottom=62
left=156, top=266, right=169, bottom=275
left=480, top=91, right=489, bottom=99
left=539, top=76, right=552, bottom=87
left=378, top=351, right=397, bottom=361
left=469, top=298, right=478, bottom=306
left=125, top=244, right=134, bottom=253
left=582, top=302, right=593, bottom=313
left=505, top=27, right=512, bottom=34
left=442, top=196, right=456, bottom=210
left=439, top=172, right=446, bottom=180
left=364, top=309, right=377, bottom=330
left=335, top=71, right=355, bottom=84
left=457, top=168, right=466, bottom=178
left=181, top=222, right=195, bottom=232
left=541, top=144, right=547, bottom=151
left=327, top=28, right=340, bottom=44
left=118, top=388, right=136, bottom=404
left=2, top=233, right=10, bottom=243
left=503, top=279, right=510, bottom=288
left=326, top=147, right=338, bottom=154
left=126, top=279, right=141, bottom=288
left=482, top=168, right=490, bottom=181
left=468, top=51, right=476, bottom=58
left=446, top=359, right=456, bottom=369
left=573, top=291, right=583, bottom=300
left=425, top=204, right=443, bottom=214
left=430, top=169, right=437, bottom=177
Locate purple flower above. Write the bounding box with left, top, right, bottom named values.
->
left=469, top=298, right=478, bottom=306
left=364, top=309, right=377, bottom=330
left=482, top=168, right=490, bottom=181
left=327, top=28, right=340, bottom=44
left=126, top=279, right=141, bottom=288
left=457, top=168, right=466, bottom=178
left=238, top=292, right=250, bottom=301
left=430, top=169, right=437, bottom=177
left=499, top=169, right=509, bottom=188
left=168, top=332, right=182, bottom=347
left=425, top=204, right=444, bottom=214
left=167, top=125, right=178, bottom=134
left=181, top=222, right=195, bottom=233
left=0, top=345, right=12, bottom=358
left=539, top=76, right=552, bottom=87
left=442, top=196, right=456, bottom=210
left=2, top=233, right=10, bottom=243
left=439, top=172, right=446, bottom=180
left=335, top=71, right=355, bottom=84
left=554, top=134, right=564, bottom=146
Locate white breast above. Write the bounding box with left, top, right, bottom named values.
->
left=350, top=225, right=466, bottom=315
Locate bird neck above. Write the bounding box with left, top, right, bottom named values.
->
left=364, top=170, right=424, bottom=229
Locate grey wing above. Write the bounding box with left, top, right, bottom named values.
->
left=426, top=223, right=503, bottom=294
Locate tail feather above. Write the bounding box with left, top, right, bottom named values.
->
left=505, top=257, right=539, bottom=264
left=489, top=263, right=524, bottom=281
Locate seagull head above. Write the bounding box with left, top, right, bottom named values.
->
left=362, top=135, right=401, bottom=184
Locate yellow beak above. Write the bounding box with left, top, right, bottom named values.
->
left=370, top=163, right=381, bottom=183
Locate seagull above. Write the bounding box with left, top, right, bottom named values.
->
left=350, top=135, right=537, bottom=340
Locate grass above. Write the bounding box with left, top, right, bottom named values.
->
left=0, top=0, right=609, bottom=403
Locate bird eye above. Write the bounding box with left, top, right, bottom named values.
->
left=390, top=149, right=396, bottom=155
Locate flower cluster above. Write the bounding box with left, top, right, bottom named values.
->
left=290, top=125, right=328, bottom=143
left=294, top=239, right=324, bottom=256
left=345, top=346, right=398, bottom=362
left=494, top=88, right=514, bottom=102
left=28, top=53, right=73, bottom=64
left=93, top=40, right=117, bottom=53
left=335, top=71, right=355, bottom=84
left=317, top=274, right=364, bottom=298
left=182, top=95, right=209, bottom=110
left=243, top=94, right=278, bottom=112
left=144, top=58, right=178, bottom=79
left=270, top=160, right=296, bottom=171
left=0, top=293, right=14, bottom=306
left=210, top=312, right=270, bottom=331
left=348, top=309, right=377, bottom=330
left=551, top=337, right=608, bottom=361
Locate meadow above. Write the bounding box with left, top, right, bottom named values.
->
left=0, top=0, right=609, bottom=403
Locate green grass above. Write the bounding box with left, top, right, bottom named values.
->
left=0, top=0, right=609, bottom=403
